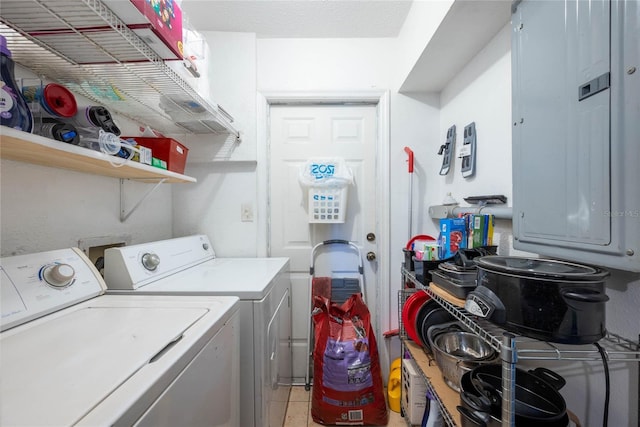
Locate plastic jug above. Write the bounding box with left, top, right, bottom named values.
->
left=0, top=35, right=33, bottom=132
left=387, top=359, right=402, bottom=413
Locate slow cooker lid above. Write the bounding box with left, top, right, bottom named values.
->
left=475, top=256, right=603, bottom=279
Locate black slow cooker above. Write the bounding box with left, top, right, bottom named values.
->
left=465, top=256, right=609, bottom=344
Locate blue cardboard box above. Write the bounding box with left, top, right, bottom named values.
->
left=439, top=218, right=467, bottom=259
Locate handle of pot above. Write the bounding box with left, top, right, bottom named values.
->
left=456, top=406, right=489, bottom=427
left=461, top=391, right=492, bottom=412
left=405, top=234, right=437, bottom=249
left=471, top=377, right=501, bottom=407
left=529, top=367, right=567, bottom=391
left=560, top=289, right=610, bottom=303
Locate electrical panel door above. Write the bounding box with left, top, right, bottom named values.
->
left=512, top=0, right=640, bottom=272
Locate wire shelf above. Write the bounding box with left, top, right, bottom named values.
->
left=398, top=289, right=458, bottom=427
left=399, top=267, right=640, bottom=427
left=402, top=267, right=640, bottom=362
left=0, top=0, right=239, bottom=137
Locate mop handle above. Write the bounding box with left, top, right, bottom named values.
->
left=404, top=147, right=414, bottom=239
left=404, top=146, right=414, bottom=173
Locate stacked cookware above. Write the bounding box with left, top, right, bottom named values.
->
left=404, top=247, right=610, bottom=426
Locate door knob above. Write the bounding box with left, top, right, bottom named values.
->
left=366, top=233, right=376, bottom=242
left=366, top=252, right=376, bottom=261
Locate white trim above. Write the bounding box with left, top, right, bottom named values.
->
left=377, top=91, right=392, bottom=336
left=256, top=89, right=391, bottom=333
left=256, top=92, right=269, bottom=258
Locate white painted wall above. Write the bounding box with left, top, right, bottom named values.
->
left=388, top=90, right=441, bottom=326
left=435, top=24, right=512, bottom=213
left=0, top=160, right=173, bottom=255
left=257, top=38, right=394, bottom=91
left=0, top=66, right=173, bottom=257
left=172, top=32, right=260, bottom=256
left=392, top=0, right=454, bottom=92
left=388, top=24, right=515, bottom=336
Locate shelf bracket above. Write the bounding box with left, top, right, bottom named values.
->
left=120, top=178, right=167, bottom=222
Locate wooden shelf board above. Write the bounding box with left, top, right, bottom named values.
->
left=404, top=339, right=462, bottom=427
left=0, top=126, right=196, bottom=184
left=428, top=283, right=466, bottom=308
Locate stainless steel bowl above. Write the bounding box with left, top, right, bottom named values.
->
left=435, top=331, right=495, bottom=361
left=429, top=330, right=497, bottom=392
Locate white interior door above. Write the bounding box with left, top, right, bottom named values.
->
left=268, top=104, right=379, bottom=381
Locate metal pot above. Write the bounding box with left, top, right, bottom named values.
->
left=427, top=323, right=498, bottom=392
left=458, top=365, right=569, bottom=426
left=465, top=256, right=609, bottom=344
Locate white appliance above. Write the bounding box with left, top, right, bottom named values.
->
left=104, top=234, right=292, bottom=427
left=0, top=247, right=240, bottom=427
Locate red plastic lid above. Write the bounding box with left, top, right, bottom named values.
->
left=42, top=84, right=77, bottom=117
left=401, top=291, right=430, bottom=344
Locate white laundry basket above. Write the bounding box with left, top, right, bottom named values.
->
left=299, top=158, right=353, bottom=224
left=308, top=185, right=348, bottom=223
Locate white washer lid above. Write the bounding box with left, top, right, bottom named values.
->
left=127, top=258, right=289, bottom=300
left=1, top=305, right=206, bottom=427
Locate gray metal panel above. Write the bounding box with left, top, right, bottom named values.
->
left=513, top=0, right=610, bottom=246
left=608, top=0, right=640, bottom=270
left=512, top=0, right=640, bottom=271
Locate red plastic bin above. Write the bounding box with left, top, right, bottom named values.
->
left=125, top=137, right=189, bottom=174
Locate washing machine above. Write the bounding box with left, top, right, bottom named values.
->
left=104, top=234, right=292, bottom=427
left=0, top=247, right=240, bottom=426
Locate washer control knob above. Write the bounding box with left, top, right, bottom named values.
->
left=203, top=243, right=209, bottom=251
left=43, top=264, right=75, bottom=288
left=141, top=253, right=160, bottom=271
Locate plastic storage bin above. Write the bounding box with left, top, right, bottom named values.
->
left=124, top=136, right=189, bottom=174
left=413, top=256, right=453, bottom=286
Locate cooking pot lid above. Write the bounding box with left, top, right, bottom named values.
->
left=475, top=256, right=605, bottom=279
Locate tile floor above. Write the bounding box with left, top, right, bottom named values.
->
left=284, top=386, right=407, bottom=427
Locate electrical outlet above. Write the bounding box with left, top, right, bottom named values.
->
left=241, top=203, right=254, bottom=222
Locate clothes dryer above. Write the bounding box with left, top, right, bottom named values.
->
left=104, top=234, right=292, bottom=427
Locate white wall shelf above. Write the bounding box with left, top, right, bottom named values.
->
left=400, top=0, right=512, bottom=93
left=0, top=126, right=196, bottom=184
left=0, top=0, right=239, bottom=137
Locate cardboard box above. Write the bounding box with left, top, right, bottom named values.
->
left=126, top=137, right=188, bottom=174
left=472, top=214, right=485, bottom=248
left=439, top=218, right=467, bottom=259
left=151, top=157, right=167, bottom=170
left=137, top=146, right=152, bottom=165
left=470, top=214, right=495, bottom=248
left=103, top=0, right=183, bottom=60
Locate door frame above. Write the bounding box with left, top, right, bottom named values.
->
left=256, top=90, right=392, bottom=338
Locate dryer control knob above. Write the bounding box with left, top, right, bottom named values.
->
left=203, top=243, right=209, bottom=251
left=43, top=264, right=75, bottom=288
left=141, top=253, right=160, bottom=271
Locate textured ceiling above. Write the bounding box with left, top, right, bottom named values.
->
left=180, top=0, right=414, bottom=38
